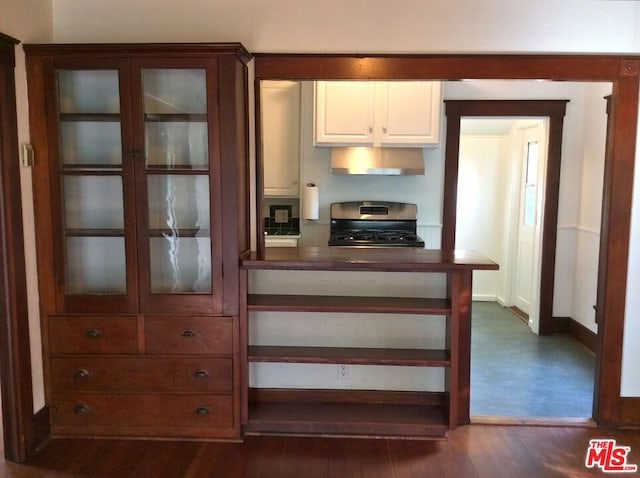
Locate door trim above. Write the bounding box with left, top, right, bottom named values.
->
left=254, top=54, right=640, bottom=427
left=442, top=100, right=568, bottom=336
left=0, top=32, right=46, bottom=461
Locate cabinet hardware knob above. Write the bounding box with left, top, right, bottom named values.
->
left=73, top=368, right=90, bottom=379
left=368, top=126, right=373, bottom=133
left=85, top=329, right=101, bottom=338
left=196, top=407, right=210, bottom=415
left=73, top=404, right=89, bottom=415
left=383, top=126, right=388, bottom=133
left=292, top=180, right=298, bottom=185
left=127, top=148, right=143, bottom=158
left=194, top=369, right=209, bottom=378
left=181, top=329, right=197, bottom=338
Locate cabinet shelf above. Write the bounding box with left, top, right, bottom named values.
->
left=60, top=113, right=120, bottom=122
left=65, top=228, right=125, bottom=237
left=248, top=345, right=450, bottom=366
left=247, top=294, right=451, bottom=315
left=145, top=113, right=207, bottom=122
left=246, top=399, right=447, bottom=439
left=148, top=228, right=210, bottom=238
left=62, top=165, right=122, bottom=173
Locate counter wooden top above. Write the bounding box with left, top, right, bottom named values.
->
left=241, top=247, right=499, bottom=272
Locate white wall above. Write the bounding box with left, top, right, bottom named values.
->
left=51, top=0, right=640, bottom=53
left=0, top=0, right=52, bottom=412
left=3, top=0, right=639, bottom=402
left=456, top=133, right=512, bottom=302
left=572, top=84, right=611, bottom=333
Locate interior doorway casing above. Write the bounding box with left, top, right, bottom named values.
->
left=442, top=100, right=568, bottom=336
left=254, top=54, right=640, bottom=427
left=0, top=32, right=40, bottom=461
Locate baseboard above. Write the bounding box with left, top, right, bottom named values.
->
left=28, top=405, right=50, bottom=455
left=554, top=316, right=596, bottom=354
left=472, top=294, right=497, bottom=302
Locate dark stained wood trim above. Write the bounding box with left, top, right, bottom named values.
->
left=23, top=43, right=252, bottom=64
left=449, top=270, right=472, bottom=427
left=0, top=32, right=45, bottom=461
left=596, top=74, right=640, bottom=427
left=252, top=53, right=640, bottom=428
left=442, top=100, right=568, bottom=338
left=554, top=316, right=597, bottom=354
left=253, top=54, right=631, bottom=81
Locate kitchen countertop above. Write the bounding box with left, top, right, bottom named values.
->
left=241, top=247, right=499, bottom=272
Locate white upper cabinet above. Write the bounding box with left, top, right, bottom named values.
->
left=314, top=81, right=442, bottom=147
left=261, top=80, right=301, bottom=197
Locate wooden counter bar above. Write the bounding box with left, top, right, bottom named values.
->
left=241, top=247, right=499, bottom=272
left=240, top=247, right=498, bottom=439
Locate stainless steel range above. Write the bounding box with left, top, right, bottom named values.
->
left=328, top=201, right=425, bottom=247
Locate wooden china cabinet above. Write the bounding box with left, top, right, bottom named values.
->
left=24, top=43, right=250, bottom=439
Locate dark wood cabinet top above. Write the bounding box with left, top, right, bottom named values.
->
left=241, top=247, right=498, bottom=272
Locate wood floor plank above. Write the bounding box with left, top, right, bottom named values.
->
left=2, top=425, right=639, bottom=477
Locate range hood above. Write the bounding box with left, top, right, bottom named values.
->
left=330, top=147, right=425, bottom=175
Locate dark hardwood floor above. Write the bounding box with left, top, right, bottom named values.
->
left=1, top=424, right=638, bottom=477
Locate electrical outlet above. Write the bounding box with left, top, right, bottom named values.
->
left=337, top=364, right=350, bottom=381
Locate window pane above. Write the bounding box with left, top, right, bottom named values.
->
left=60, top=121, right=122, bottom=167
left=142, top=69, right=207, bottom=114
left=57, top=70, right=120, bottom=114
left=145, top=121, right=208, bottom=169
left=147, top=174, right=211, bottom=294
left=63, top=176, right=124, bottom=230
left=65, top=237, right=126, bottom=294
left=149, top=236, right=211, bottom=293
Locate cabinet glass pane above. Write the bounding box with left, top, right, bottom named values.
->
left=57, top=70, right=120, bottom=114
left=147, top=174, right=211, bottom=294
left=63, top=176, right=124, bottom=230
left=142, top=69, right=207, bottom=114
left=145, top=121, right=208, bottom=169
left=149, top=236, right=211, bottom=293
left=147, top=175, right=210, bottom=231
left=60, top=121, right=122, bottom=167
left=65, top=236, right=126, bottom=294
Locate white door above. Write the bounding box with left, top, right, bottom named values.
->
left=514, top=125, right=542, bottom=316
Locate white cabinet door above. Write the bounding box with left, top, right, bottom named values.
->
left=378, top=81, right=441, bottom=146
left=262, top=81, right=301, bottom=197
left=314, top=81, right=375, bottom=145
left=314, top=81, right=441, bottom=147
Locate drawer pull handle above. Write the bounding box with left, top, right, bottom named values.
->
left=181, top=329, right=197, bottom=338
left=73, top=368, right=90, bottom=379
left=73, top=404, right=90, bottom=415
left=85, top=329, right=101, bottom=338
left=194, top=369, right=209, bottom=378
left=196, top=407, right=210, bottom=415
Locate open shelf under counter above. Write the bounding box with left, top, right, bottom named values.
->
left=247, top=294, right=450, bottom=314
left=248, top=346, right=451, bottom=367
left=245, top=389, right=448, bottom=439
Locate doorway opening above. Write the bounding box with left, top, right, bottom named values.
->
left=454, top=115, right=600, bottom=419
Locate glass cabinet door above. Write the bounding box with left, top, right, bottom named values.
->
left=56, top=69, right=130, bottom=299
left=137, top=65, right=220, bottom=311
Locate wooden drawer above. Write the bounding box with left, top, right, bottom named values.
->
left=51, top=393, right=233, bottom=430
left=49, top=316, right=138, bottom=354
left=145, top=316, right=233, bottom=355
left=50, top=357, right=233, bottom=393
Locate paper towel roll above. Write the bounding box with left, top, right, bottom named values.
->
left=302, top=183, right=319, bottom=220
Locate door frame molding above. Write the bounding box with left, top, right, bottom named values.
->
left=442, top=100, right=568, bottom=336
left=254, top=54, right=640, bottom=426
left=0, top=32, right=45, bottom=461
